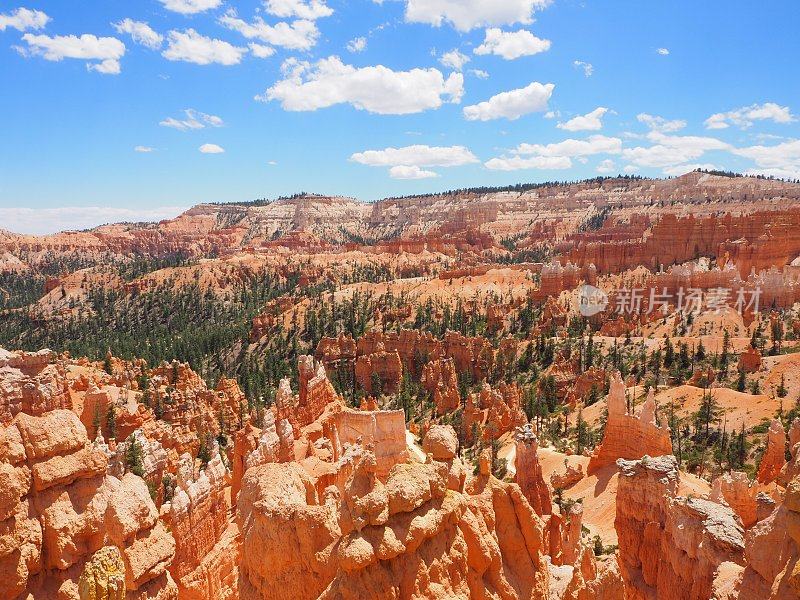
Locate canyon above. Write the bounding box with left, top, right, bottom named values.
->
left=3, top=173, right=800, bottom=599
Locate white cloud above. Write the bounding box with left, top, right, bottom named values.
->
left=249, top=43, right=275, bottom=58
left=544, top=110, right=559, bottom=119
left=404, top=0, right=552, bottom=32
left=514, top=135, right=622, bottom=157
left=596, top=159, right=615, bottom=173
left=573, top=60, right=593, bottom=77
left=622, top=131, right=730, bottom=168
left=656, top=47, right=669, bottom=55
left=474, top=28, right=550, bottom=60
left=0, top=7, right=49, bottom=32
left=0, top=206, right=188, bottom=235
left=162, top=29, right=247, bottom=65
left=704, top=102, right=796, bottom=130
left=734, top=139, right=800, bottom=178
left=352, top=144, right=477, bottom=179
left=463, top=81, right=553, bottom=121
left=662, top=163, right=717, bottom=177
left=160, top=109, right=224, bottom=131
left=264, top=0, right=333, bottom=20
left=636, top=113, right=686, bottom=133
left=390, top=165, right=439, bottom=179
left=485, top=155, right=571, bottom=171
left=199, top=143, right=225, bottom=153
left=18, top=33, right=126, bottom=74
left=158, top=0, right=222, bottom=15
left=557, top=106, right=608, bottom=132
left=624, top=165, right=639, bottom=173
left=347, top=36, right=366, bottom=53
left=469, top=68, right=489, bottom=79
left=350, top=144, right=479, bottom=167
left=485, top=135, right=621, bottom=171
left=112, top=19, right=163, bottom=50
left=134, top=146, right=155, bottom=152
left=440, top=49, right=470, bottom=70
left=219, top=11, right=320, bottom=51
left=261, top=56, right=464, bottom=114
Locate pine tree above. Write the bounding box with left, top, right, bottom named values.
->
left=106, top=405, right=116, bottom=440
left=125, top=436, right=145, bottom=478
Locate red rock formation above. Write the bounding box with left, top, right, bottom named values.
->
left=734, top=476, right=800, bottom=598
left=277, top=356, right=338, bottom=433
left=0, top=349, right=71, bottom=424
left=739, top=345, right=763, bottom=373
left=354, top=347, right=402, bottom=396
left=164, top=452, right=238, bottom=600
left=421, top=358, right=461, bottom=415
left=711, top=471, right=760, bottom=528
left=587, top=375, right=672, bottom=473
left=0, top=408, right=177, bottom=599
left=464, top=382, right=527, bottom=442
left=615, top=455, right=745, bottom=600
left=237, top=447, right=551, bottom=600
left=565, top=368, right=607, bottom=407
left=756, top=419, right=787, bottom=485
left=514, top=424, right=552, bottom=515
left=324, top=408, right=409, bottom=480
left=550, top=462, right=585, bottom=491
left=422, top=425, right=466, bottom=492
left=567, top=207, right=800, bottom=275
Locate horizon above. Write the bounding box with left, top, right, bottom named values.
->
left=5, top=169, right=797, bottom=236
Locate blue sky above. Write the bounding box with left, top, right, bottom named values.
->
left=1, top=0, right=798, bottom=233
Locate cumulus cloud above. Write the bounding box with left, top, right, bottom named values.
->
left=656, top=47, right=669, bottom=55
left=350, top=144, right=479, bottom=167
left=249, top=43, right=276, bottom=58
left=219, top=10, right=320, bottom=51
left=514, top=135, right=622, bottom=157
left=636, top=113, right=686, bottom=133
left=485, top=135, right=621, bottom=171
left=18, top=33, right=126, bottom=74
left=158, top=0, right=222, bottom=15
left=347, top=36, right=366, bottom=53
left=351, top=144, right=477, bottom=179
left=199, top=143, right=225, bottom=153
left=404, top=0, right=552, bottom=32
left=485, top=155, right=571, bottom=171
left=264, top=0, right=333, bottom=20
left=704, top=102, right=796, bottom=130
left=390, top=165, right=439, bottom=179
left=162, top=29, right=247, bottom=65
left=134, top=146, right=155, bottom=152
left=439, top=49, right=470, bottom=70
left=469, top=69, right=489, bottom=79
left=160, top=109, right=224, bottom=131
left=260, top=56, right=464, bottom=114
left=596, top=159, right=615, bottom=173
left=557, top=107, right=608, bottom=132
left=474, top=28, right=550, bottom=60
left=463, top=81, right=553, bottom=121
left=0, top=7, right=49, bottom=32
left=573, top=60, right=593, bottom=77
left=112, top=19, right=163, bottom=50
left=733, top=139, right=800, bottom=179
left=0, top=206, right=188, bottom=235
left=622, top=131, right=730, bottom=168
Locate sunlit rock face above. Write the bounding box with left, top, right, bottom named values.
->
left=588, top=373, right=672, bottom=474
